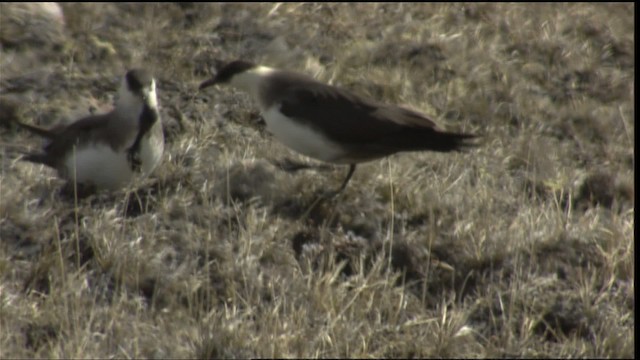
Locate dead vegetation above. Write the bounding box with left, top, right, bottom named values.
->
left=0, top=3, right=634, bottom=358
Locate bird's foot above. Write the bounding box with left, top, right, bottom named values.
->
left=298, top=187, right=345, bottom=221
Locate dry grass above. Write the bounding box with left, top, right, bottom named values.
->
left=0, top=3, right=634, bottom=358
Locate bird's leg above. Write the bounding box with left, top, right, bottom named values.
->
left=300, top=164, right=357, bottom=220
left=127, top=148, right=142, bottom=172
left=333, top=164, right=356, bottom=196
left=317, top=164, right=356, bottom=199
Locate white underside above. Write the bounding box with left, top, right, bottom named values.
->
left=263, top=106, right=345, bottom=163
left=62, top=138, right=162, bottom=190
left=140, top=131, right=164, bottom=175
left=233, top=67, right=351, bottom=163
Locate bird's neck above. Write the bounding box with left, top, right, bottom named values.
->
left=112, top=80, right=158, bottom=129
left=113, top=100, right=143, bottom=125
left=230, top=66, right=275, bottom=99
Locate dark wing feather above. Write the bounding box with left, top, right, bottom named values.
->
left=45, top=114, right=109, bottom=149
left=127, top=105, right=159, bottom=171
left=276, top=78, right=475, bottom=152
left=22, top=114, right=111, bottom=167
left=278, top=82, right=428, bottom=144
left=16, top=121, right=58, bottom=139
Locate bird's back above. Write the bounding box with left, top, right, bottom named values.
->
left=262, top=70, right=476, bottom=156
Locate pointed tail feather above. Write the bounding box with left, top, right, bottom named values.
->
left=441, top=132, right=480, bottom=152
left=0, top=142, right=55, bottom=168
left=20, top=152, right=55, bottom=167
left=15, top=121, right=56, bottom=139
left=410, top=130, right=480, bottom=153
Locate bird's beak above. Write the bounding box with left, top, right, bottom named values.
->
left=199, top=76, right=218, bottom=90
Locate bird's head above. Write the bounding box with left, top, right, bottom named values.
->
left=199, top=60, right=259, bottom=90
left=116, top=68, right=158, bottom=112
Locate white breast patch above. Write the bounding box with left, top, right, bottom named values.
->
left=63, top=143, right=133, bottom=190
left=262, top=105, right=345, bottom=163
left=62, top=136, right=162, bottom=190
left=139, top=130, right=164, bottom=175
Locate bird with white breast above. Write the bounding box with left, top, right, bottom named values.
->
left=14, top=69, right=164, bottom=193
left=200, top=60, right=477, bottom=195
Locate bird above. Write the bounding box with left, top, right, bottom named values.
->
left=199, top=60, right=477, bottom=195
left=13, top=69, right=164, bottom=193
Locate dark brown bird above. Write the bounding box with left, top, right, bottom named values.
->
left=200, top=60, right=477, bottom=194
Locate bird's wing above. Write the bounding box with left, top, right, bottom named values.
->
left=127, top=105, right=159, bottom=155
left=372, top=104, right=438, bottom=129
left=40, top=114, right=111, bottom=159
left=15, top=121, right=58, bottom=139
left=278, top=82, right=440, bottom=145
